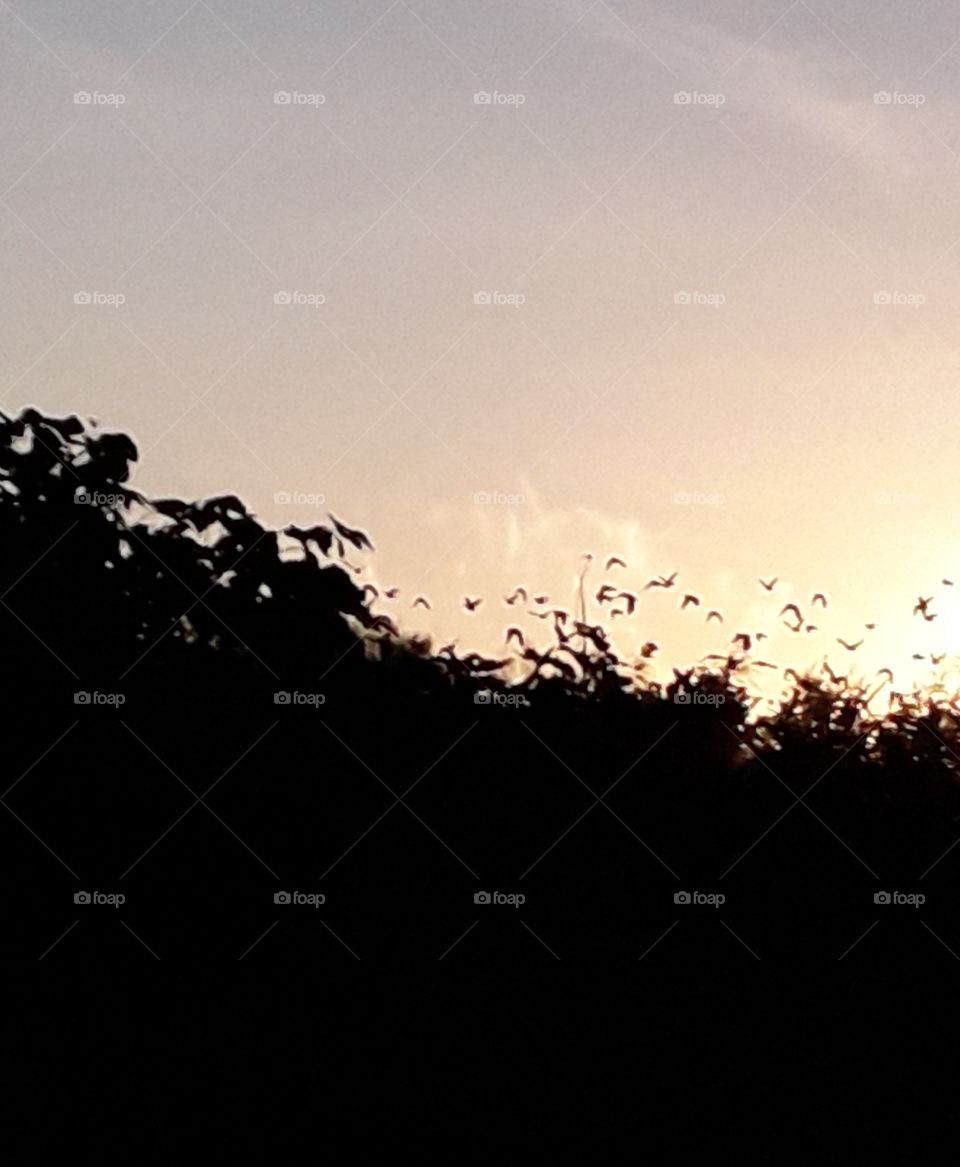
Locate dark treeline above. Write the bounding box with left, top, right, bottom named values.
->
left=2, top=406, right=959, bottom=966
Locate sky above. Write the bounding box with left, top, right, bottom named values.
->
left=4, top=0, right=960, bottom=695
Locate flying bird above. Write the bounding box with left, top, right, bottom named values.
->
left=706, top=610, right=723, bottom=623
left=805, top=625, right=818, bottom=634
left=932, top=653, right=946, bottom=665
left=680, top=593, right=700, bottom=609
left=533, top=595, right=549, bottom=605
left=616, top=591, right=637, bottom=615
left=384, top=587, right=400, bottom=599
left=944, top=580, right=954, bottom=586
left=361, top=584, right=378, bottom=601
left=837, top=638, right=863, bottom=651
left=505, top=587, right=527, bottom=606
left=505, top=627, right=524, bottom=647
left=758, top=577, right=778, bottom=591
left=463, top=597, right=483, bottom=612
left=780, top=603, right=802, bottom=621
left=811, top=593, right=827, bottom=608
left=412, top=595, right=431, bottom=610
left=644, top=572, right=677, bottom=590
left=914, top=596, right=933, bottom=617
left=640, top=640, right=659, bottom=658
left=732, top=633, right=751, bottom=652
left=605, top=556, right=627, bottom=571
left=865, top=623, right=876, bottom=630
left=596, top=584, right=618, bottom=604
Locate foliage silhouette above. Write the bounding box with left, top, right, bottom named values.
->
left=2, top=407, right=960, bottom=963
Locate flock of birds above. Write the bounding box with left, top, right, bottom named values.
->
left=360, top=557, right=959, bottom=698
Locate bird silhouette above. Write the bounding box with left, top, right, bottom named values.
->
left=837, top=638, right=863, bottom=651
left=596, top=584, right=618, bottom=604
left=505, top=627, right=524, bottom=647
left=865, top=623, right=876, bottom=630
left=914, top=596, right=933, bottom=617
left=805, top=625, right=818, bottom=633
left=384, top=586, right=400, bottom=599
left=533, top=595, right=549, bottom=605
left=758, top=577, right=778, bottom=591
left=680, top=593, right=699, bottom=609
left=640, top=640, right=658, bottom=658
left=505, top=587, right=527, bottom=606
left=412, top=595, right=431, bottom=610
left=944, top=580, right=954, bottom=586
left=706, top=610, right=723, bottom=623
left=811, top=593, right=827, bottom=608
left=732, top=632, right=751, bottom=651
left=780, top=603, right=802, bottom=621
left=605, top=556, right=627, bottom=571
left=932, top=653, right=946, bottom=665
left=912, top=653, right=926, bottom=661
left=617, top=591, right=637, bottom=615
left=644, top=572, right=677, bottom=589
left=876, top=668, right=894, bottom=683
left=463, top=596, right=483, bottom=612
left=361, top=583, right=378, bottom=601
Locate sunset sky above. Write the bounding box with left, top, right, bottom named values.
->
left=5, top=0, right=960, bottom=692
